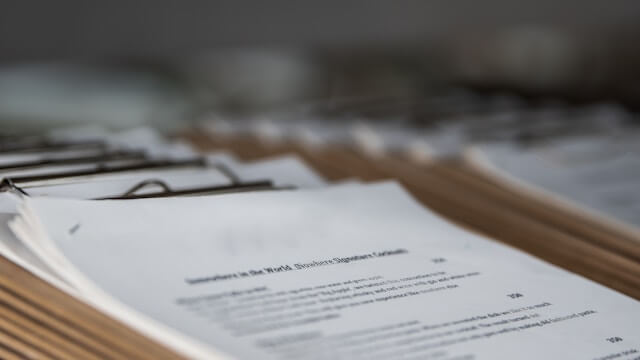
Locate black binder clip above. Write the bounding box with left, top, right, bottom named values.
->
left=0, top=150, right=148, bottom=171
left=0, top=157, right=292, bottom=199
left=96, top=162, right=292, bottom=200
left=0, top=158, right=208, bottom=187
left=0, top=138, right=108, bottom=153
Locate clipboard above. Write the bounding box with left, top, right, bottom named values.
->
left=0, top=130, right=638, bottom=359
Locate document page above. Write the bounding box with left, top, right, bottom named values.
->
left=469, top=134, right=640, bottom=229
left=18, top=183, right=640, bottom=360
left=0, top=154, right=325, bottom=290
left=221, top=155, right=326, bottom=188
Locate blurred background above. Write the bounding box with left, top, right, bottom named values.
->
left=0, top=1, right=638, bottom=131
left=1, top=1, right=639, bottom=225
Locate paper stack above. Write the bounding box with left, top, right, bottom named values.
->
left=0, top=127, right=638, bottom=359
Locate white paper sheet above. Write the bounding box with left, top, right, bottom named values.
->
left=15, top=183, right=640, bottom=360
left=221, top=155, right=325, bottom=189
left=0, top=153, right=326, bottom=295
left=469, top=133, right=640, bottom=229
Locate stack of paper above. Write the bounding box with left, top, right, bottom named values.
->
left=0, top=128, right=638, bottom=359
